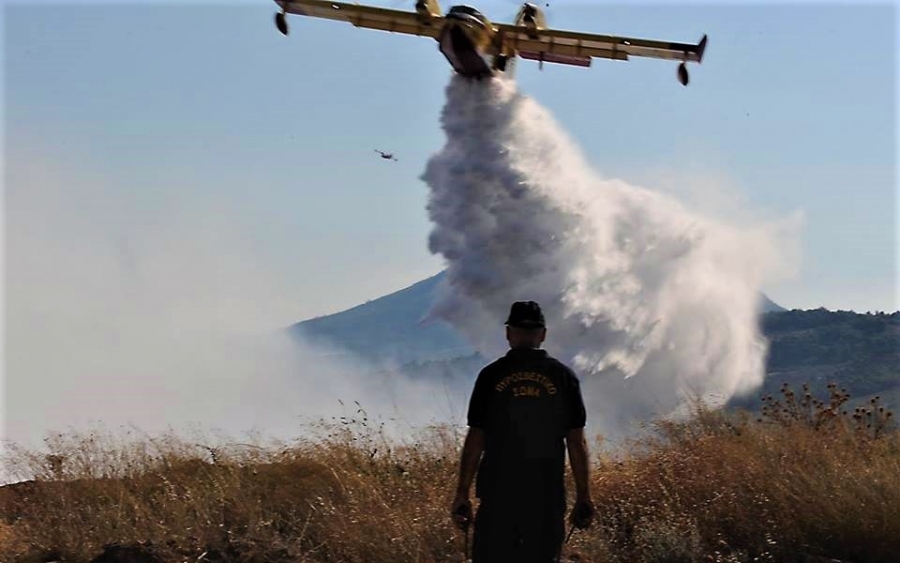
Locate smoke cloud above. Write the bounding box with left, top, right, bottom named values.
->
left=422, top=76, right=801, bottom=437
left=2, top=145, right=456, bottom=462
left=3, top=74, right=801, bottom=465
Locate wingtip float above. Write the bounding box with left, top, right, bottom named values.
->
left=273, top=1, right=708, bottom=86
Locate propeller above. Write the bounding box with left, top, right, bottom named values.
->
left=499, top=0, right=551, bottom=13
left=497, top=0, right=552, bottom=26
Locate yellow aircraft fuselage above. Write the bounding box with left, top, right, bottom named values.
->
left=438, top=5, right=497, bottom=78
left=437, top=3, right=550, bottom=78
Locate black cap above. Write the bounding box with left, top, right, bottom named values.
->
left=505, top=301, right=546, bottom=328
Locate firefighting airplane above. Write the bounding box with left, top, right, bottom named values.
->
left=375, top=149, right=398, bottom=161
left=272, top=0, right=708, bottom=85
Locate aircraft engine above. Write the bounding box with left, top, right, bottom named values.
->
left=514, top=2, right=545, bottom=36
left=415, top=0, right=441, bottom=20
left=521, top=4, right=537, bottom=27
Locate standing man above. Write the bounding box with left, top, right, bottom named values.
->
left=451, top=301, right=595, bottom=563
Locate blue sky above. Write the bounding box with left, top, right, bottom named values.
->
left=3, top=0, right=897, bottom=319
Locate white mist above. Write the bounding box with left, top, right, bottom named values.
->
left=422, top=76, right=799, bottom=436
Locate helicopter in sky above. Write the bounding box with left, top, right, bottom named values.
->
left=375, top=149, right=399, bottom=161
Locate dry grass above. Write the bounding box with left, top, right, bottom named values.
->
left=1, top=384, right=897, bottom=563
left=582, top=385, right=899, bottom=563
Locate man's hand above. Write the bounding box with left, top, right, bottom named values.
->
left=570, top=498, right=595, bottom=530
left=451, top=495, right=473, bottom=531
left=452, top=427, right=484, bottom=532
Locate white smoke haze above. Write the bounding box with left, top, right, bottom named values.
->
left=422, top=76, right=802, bottom=436
left=4, top=74, right=802, bottom=466
left=2, top=146, right=456, bottom=464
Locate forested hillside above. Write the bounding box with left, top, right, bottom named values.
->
left=730, top=309, right=899, bottom=408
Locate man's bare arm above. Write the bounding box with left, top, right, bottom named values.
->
left=566, top=427, right=591, bottom=501
left=455, top=427, right=485, bottom=498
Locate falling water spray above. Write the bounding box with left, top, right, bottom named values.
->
left=422, top=76, right=793, bottom=435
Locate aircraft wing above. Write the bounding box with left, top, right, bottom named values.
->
left=275, top=0, right=444, bottom=39
left=496, top=24, right=707, bottom=68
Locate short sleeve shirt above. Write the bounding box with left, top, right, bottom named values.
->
left=466, top=348, right=586, bottom=501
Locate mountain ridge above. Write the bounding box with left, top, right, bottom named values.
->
left=289, top=270, right=788, bottom=363
left=288, top=272, right=899, bottom=412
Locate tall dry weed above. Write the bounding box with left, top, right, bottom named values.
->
left=1, top=383, right=897, bottom=563
left=586, top=383, right=899, bottom=562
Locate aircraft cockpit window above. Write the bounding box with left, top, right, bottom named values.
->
left=448, top=6, right=489, bottom=25
left=449, top=6, right=481, bottom=17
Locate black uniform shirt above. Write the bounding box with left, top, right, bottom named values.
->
left=467, top=348, right=587, bottom=503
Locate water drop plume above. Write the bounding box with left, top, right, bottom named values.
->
left=422, top=76, right=794, bottom=435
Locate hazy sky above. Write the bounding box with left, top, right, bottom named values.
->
left=1, top=0, right=898, bottom=461
left=3, top=0, right=897, bottom=321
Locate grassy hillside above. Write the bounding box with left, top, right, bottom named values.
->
left=2, top=384, right=897, bottom=563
